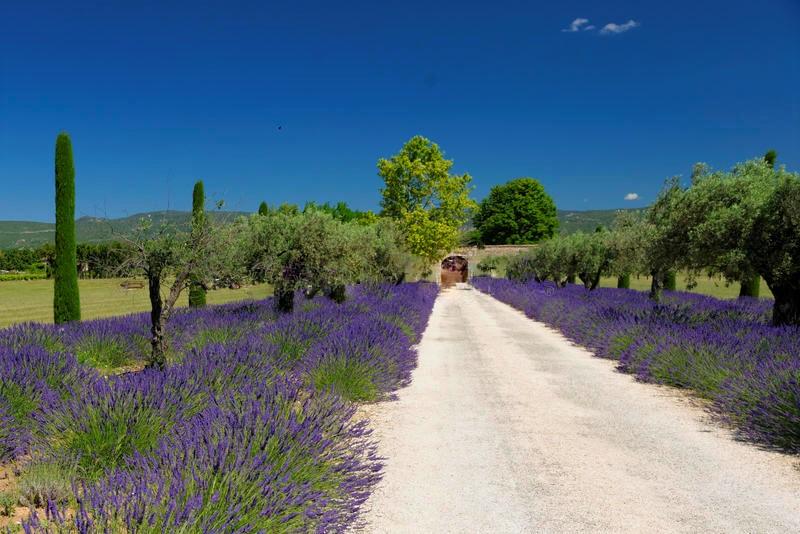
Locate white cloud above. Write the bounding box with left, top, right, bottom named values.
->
left=583, top=25, right=595, bottom=31
left=562, top=18, right=589, bottom=32
left=624, top=192, right=640, bottom=201
left=600, top=20, right=640, bottom=35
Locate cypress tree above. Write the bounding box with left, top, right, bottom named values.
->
left=258, top=201, right=269, bottom=216
left=188, top=180, right=207, bottom=307
left=53, top=132, right=81, bottom=323
left=617, top=274, right=630, bottom=289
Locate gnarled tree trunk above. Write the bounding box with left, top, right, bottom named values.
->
left=325, top=284, right=347, bottom=303
left=275, top=285, right=294, bottom=313
left=147, top=269, right=166, bottom=369
left=770, top=284, right=800, bottom=326
left=649, top=271, right=664, bottom=302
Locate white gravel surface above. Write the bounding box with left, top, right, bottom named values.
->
left=357, top=284, right=800, bottom=533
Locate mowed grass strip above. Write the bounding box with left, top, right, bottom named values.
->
left=0, top=278, right=272, bottom=328
left=598, top=273, right=773, bottom=300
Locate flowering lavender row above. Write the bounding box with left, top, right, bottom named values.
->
left=0, top=282, right=437, bottom=532
left=472, top=277, right=800, bottom=453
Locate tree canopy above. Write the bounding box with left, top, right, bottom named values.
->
left=473, top=177, right=558, bottom=244
left=378, top=135, right=476, bottom=268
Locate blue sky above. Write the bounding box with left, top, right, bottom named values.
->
left=1, top=0, right=798, bottom=221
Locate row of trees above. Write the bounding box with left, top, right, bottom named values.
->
left=123, top=206, right=412, bottom=367
left=46, top=133, right=420, bottom=368
left=0, top=242, right=137, bottom=278
left=505, top=153, right=799, bottom=326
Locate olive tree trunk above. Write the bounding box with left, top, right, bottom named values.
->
left=147, top=270, right=167, bottom=369
left=275, top=285, right=294, bottom=313
left=649, top=271, right=664, bottom=302
left=770, top=284, right=800, bottom=326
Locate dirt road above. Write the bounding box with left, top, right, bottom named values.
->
left=358, top=284, right=800, bottom=533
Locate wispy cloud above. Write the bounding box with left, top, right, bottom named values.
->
left=600, top=20, right=640, bottom=35
left=584, top=25, right=595, bottom=31
left=562, top=18, right=589, bottom=32
left=624, top=192, right=640, bottom=201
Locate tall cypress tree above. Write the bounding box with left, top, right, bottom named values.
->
left=53, top=132, right=81, bottom=323
left=188, top=180, right=207, bottom=307
left=258, top=201, right=269, bottom=216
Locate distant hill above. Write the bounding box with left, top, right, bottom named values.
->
left=0, top=208, right=642, bottom=248
left=0, top=210, right=249, bottom=249
left=556, top=208, right=643, bottom=234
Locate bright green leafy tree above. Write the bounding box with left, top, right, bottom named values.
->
left=378, top=135, right=476, bottom=272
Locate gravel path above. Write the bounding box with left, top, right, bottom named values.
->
left=357, top=284, right=800, bottom=533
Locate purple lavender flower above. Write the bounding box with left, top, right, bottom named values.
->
left=473, top=276, right=800, bottom=452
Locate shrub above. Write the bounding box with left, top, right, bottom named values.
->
left=33, top=369, right=207, bottom=480
left=0, top=491, right=16, bottom=517
left=0, top=401, right=16, bottom=462
left=50, top=384, right=381, bottom=533
left=312, top=357, right=380, bottom=402
left=16, top=461, right=76, bottom=509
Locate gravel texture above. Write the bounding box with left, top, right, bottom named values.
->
left=357, top=284, right=800, bottom=533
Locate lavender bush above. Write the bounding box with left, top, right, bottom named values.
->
left=0, top=282, right=437, bottom=532
left=472, top=277, right=800, bottom=453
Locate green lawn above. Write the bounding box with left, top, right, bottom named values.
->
left=598, top=273, right=773, bottom=300
left=0, top=278, right=272, bottom=328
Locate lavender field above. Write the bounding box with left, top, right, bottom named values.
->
left=472, top=277, right=800, bottom=453
left=0, top=283, right=437, bottom=532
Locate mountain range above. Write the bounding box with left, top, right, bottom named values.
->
left=0, top=208, right=639, bottom=249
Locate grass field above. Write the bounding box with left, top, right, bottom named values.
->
left=462, top=250, right=773, bottom=301
left=0, top=278, right=272, bottom=328
left=597, top=273, right=773, bottom=300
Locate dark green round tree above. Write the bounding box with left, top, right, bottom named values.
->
left=617, top=274, right=631, bottom=289
left=188, top=180, right=207, bottom=307
left=53, top=132, right=81, bottom=323
left=474, top=178, right=558, bottom=244
left=258, top=201, right=270, bottom=216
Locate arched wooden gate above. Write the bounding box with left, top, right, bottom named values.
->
left=440, top=255, right=469, bottom=287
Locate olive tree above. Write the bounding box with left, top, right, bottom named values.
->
left=641, top=178, right=688, bottom=301
left=683, top=158, right=799, bottom=325
left=241, top=210, right=390, bottom=313
left=121, top=214, right=243, bottom=368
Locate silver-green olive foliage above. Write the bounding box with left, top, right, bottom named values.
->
left=681, top=159, right=799, bottom=325
left=241, top=210, right=411, bottom=296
